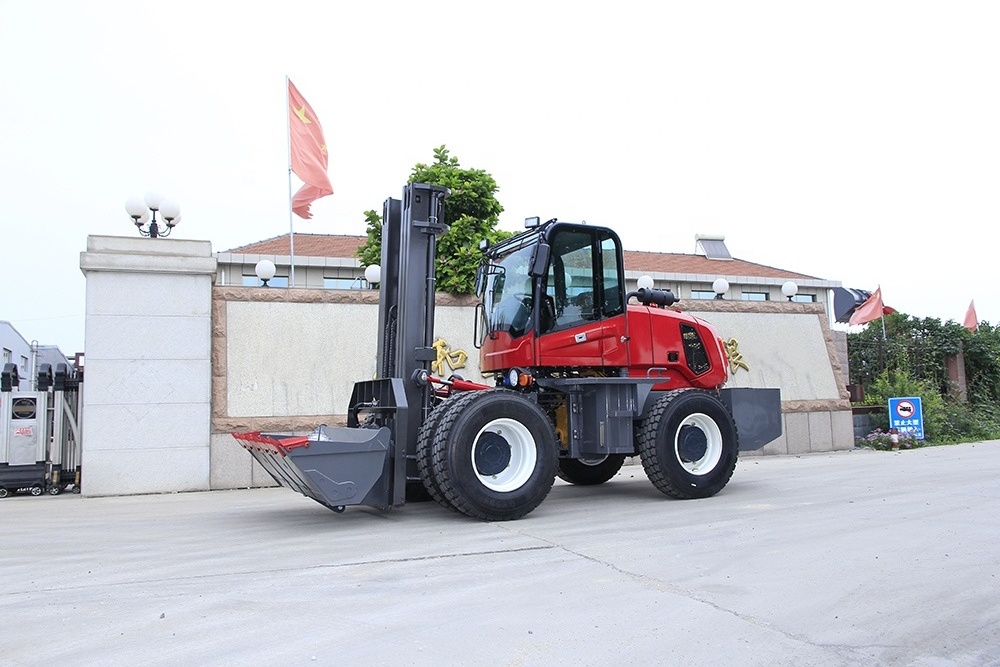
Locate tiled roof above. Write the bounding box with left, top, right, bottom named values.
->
left=225, top=233, right=366, bottom=259
left=625, top=250, right=817, bottom=280
left=223, top=233, right=819, bottom=281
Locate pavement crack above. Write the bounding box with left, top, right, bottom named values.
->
left=2, top=545, right=555, bottom=597
left=494, top=523, right=843, bottom=653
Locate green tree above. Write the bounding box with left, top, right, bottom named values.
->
left=355, top=145, right=511, bottom=294
left=356, top=209, right=383, bottom=268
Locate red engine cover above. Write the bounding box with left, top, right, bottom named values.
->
left=480, top=305, right=729, bottom=390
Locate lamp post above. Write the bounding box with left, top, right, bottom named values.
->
left=712, top=278, right=729, bottom=300
left=125, top=192, right=181, bottom=238
left=781, top=281, right=798, bottom=302
left=255, top=260, right=277, bottom=287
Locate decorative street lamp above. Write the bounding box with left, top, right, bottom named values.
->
left=364, top=264, right=381, bottom=288
left=781, top=281, right=798, bottom=301
left=712, top=278, right=729, bottom=300
left=125, top=191, right=181, bottom=238
left=255, top=260, right=277, bottom=287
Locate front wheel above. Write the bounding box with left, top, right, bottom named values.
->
left=0, top=487, right=8, bottom=498
left=638, top=389, right=738, bottom=499
left=557, top=455, right=626, bottom=485
left=416, top=392, right=481, bottom=512
left=430, top=389, right=557, bottom=521
left=30, top=486, right=43, bottom=496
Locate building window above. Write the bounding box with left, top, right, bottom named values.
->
left=324, top=277, right=361, bottom=290
left=791, top=294, right=816, bottom=303
left=690, top=290, right=716, bottom=300
left=20, top=355, right=28, bottom=373
left=742, top=292, right=769, bottom=301
left=2, top=348, right=10, bottom=365
left=242, top=275, right=288, bottom=287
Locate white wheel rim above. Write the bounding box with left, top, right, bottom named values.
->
left=472, top=417, right=537, bottom=492
left=674, top=412, right=723, bottom=476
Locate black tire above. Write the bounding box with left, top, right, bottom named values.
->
left=430, top=389, right=557, bottom=521
left=30, top=486, right=42, bottom=496
left=416, top=392, right=481, bottom=512
left=0, top=487, right=8, bottom=498
left=557, top=455, right=626, bottom=485
left=637, top=389, right=738, bottom=499
left=48, top=486, right=61, bottom=496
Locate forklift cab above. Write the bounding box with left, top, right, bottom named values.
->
left=477, top=221, right=628, bottom=372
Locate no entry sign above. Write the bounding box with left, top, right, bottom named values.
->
left=888, top=396, right=924, bottom=440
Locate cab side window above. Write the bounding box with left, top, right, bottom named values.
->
left=545, top=230, right=596, bottom=332
left=600, top=233, right=624, bottom=318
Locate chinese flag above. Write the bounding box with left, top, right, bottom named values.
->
left=964, top=300, right=978, bottom=331
left=849, top=287, right=886, bottom=326
left=288, top=79, right=333, bottom=219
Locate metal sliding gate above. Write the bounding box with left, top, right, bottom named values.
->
left=1, top=362, right=82, bottom=497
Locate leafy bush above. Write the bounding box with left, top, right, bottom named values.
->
left=863, top=369, right=947, bottom=442
left=933, top=400, right=1000, bottom=443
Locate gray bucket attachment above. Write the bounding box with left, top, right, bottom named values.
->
left=234, top=377, right=411, bottom=514
left=720, top=387, right=783, bottom=451
left=234, top=426, right=393, bottom=512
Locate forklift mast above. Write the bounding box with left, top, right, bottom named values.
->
left=374, top=182, right=450, bottom=451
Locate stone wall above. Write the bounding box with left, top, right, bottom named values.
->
left=209, top=292, right=854, bottom=489
left=209, top=287, right=481, bottom=489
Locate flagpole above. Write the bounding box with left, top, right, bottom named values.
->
left=285, top=75, right=296, bottom=288
left=879, top=285, right=886, bottom=340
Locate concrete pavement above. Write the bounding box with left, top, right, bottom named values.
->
left=4, top=442, right=1000, bottom=666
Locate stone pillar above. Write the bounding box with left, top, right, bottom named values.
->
left=946, top=350, right=968, bottom=403
left=79, top=236, right=217, bottom=495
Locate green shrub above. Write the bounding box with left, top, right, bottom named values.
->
left=933, top=401, right=1000, bottom=443
left=863, top=369, right=947, bottom=442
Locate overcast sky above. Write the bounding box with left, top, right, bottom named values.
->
left=2, top=1, right=997, bottom=355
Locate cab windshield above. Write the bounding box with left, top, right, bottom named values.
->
left=482, top=245, right=535, bottom=339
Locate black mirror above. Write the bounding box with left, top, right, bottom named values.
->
left=474, top=261, right=486, bottom=297
left=529, top=242, right=550, bottom=278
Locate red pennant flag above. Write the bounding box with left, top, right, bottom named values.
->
left=849, top=287, right=886, bottom=326
left=288, top=79, right=333, bottom=219
left=964, top=300, right=978, bottom=331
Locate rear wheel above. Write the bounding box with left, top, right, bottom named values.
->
left=0, top=487, right=8, bottom=498
left=557, top=455, right=626, bottom=485
left=638, top=389, right=738, bottom=499
left=430, top=389, right=557, bottom=521
left=30, top=486, right=42, bottom=496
